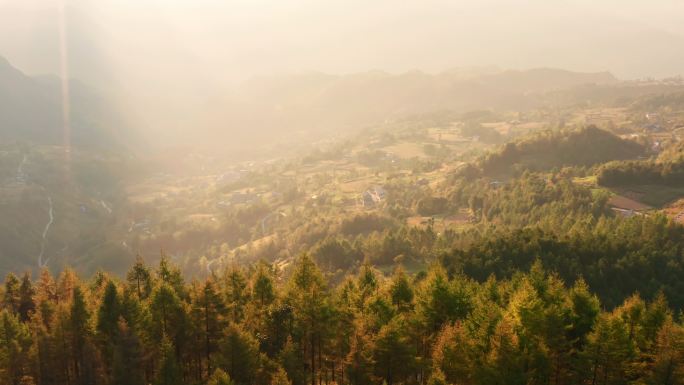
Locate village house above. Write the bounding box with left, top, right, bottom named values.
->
left=362, top=186, right=387, bottom=207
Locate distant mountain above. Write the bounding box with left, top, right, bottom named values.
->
left=214, top=68, right=618, bottom=145
left=0, top=56, right=130, bottom=149
left=475, top=68, right=617, bottom=93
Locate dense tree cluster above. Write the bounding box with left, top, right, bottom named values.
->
left=1, top=255, right=683, bottom=385
left=441, top=214, right=684, bottom=310
left=445, top=171, right=609, bottom=229
left=598, top=143, right=684, bottom=187
left=459, top=122, right=502, bottom=144
left=597, top=159, right=684, bottom=187
left=476, top=126, right=644, bottom=176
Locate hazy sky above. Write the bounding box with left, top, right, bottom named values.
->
left=1, top=0, right=683, bottom=82
left=1, top=0, right=683, bottom=143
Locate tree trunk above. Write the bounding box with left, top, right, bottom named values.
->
left=205, top=298, right=211, bottom=377
left=311, top=334, right=316, bottom=385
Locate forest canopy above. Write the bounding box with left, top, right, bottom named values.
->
left=1, top=253, right=683, bottom=385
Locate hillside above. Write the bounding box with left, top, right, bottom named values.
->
left=0, top=56, right=130, bottom=148
left=212, top=68, right=618, bottom=144
left=598, top=141, right=684, bottom=188
left=477, top=126, right=645, bottom=176
left=0, top=144, right=138, bottom=275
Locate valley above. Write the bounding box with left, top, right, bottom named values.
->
left=4, top=73, right=684, bottom=280
left=2, top=2, right=684, bottom=384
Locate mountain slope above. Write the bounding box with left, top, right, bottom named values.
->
left=214, top=68, right=618, bottom=145
left=0, top=56, right=130, bottom=148
left=477, top=126, right=645, bottom=176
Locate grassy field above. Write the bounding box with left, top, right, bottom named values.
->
left=612, top=185, right=684, bottom=208
left=574, top=174, right=684, bottom=209
left=406, top=209, right=473, bottom=232
left=608, top=194, right=652, bottom=211
left=382, top=142, right=429, bottom=159
left=573, top=175, right=597, bottom=186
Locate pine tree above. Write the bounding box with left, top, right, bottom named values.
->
left=279, top=337, right=306, bottom=385
left=56, top=268, right=78, bottom=304
left=568, top=278, right=600, bottom=349
left=432, top=322, right=474, bottom=384
left=582, top=314, right=633, bottom=385
left=69, top=286, right=92, bottom=385
left=389, top=267, right=414, bottom=313
left=0, top=310, right=33, bottom=385
left=262, top=302, right=294, bottom=357
left=503, top=277, right=547, bottom=384
left=192, top=279, right=227, bottom=379
left=372, top=317, right=416, bottom=385
left=155, top=336, right=183, bottom=385
left=150, top=282, right=186, bottom=344
left=97, top=281, right=121, bottom=343
left=111, top=319, right=145, bottom=385
left=157, top=252, right=185, bottom=298
left=616, top=294, right=646, bottom=348
left=3, top=273, right=20, bottom=315
left=97, top=280, right=121, bottom=379
left=34, top=269, right=57, bottom=330
left=287, top=254, right=331, bottom=385
left=346, top=330, right=374, bottom=385
left=218, top=324, right=259, bottom=385
left=642, top=319, right=684, bottom=385
left=484, top=316, right=526, bottom=385
left=417, top=266, right=471, bottom=334
left=252, top=264, right=275, bottom=307
left=126, top=256, right=153, bottom=301
left=224, top=267, right=249, bottom=323
left=17, top=273, right=35, bottom=322
left=643, top=292, right=671, bottom=345
left=357, top=262, right=379, bottom=309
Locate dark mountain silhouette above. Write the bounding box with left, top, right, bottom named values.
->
left=0, top=56, right=130, bottom=148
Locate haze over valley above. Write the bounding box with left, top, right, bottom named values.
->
left=2, top=2, right=684, bottom=385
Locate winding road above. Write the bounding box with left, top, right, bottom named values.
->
left=38, top=195, right=54, bottom=268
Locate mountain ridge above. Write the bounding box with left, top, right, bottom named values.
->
left=0, top=55, right=131, bottom=150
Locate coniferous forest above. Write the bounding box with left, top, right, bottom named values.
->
left=1, top=252, right=683, bottom=385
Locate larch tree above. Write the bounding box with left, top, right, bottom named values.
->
left=3, top=273, right=20, bottom=315
left=155, top=336, right=183, bottom=385
left=17, top=273, right=36, bottom=323
left=126, top=256, right=153, bottom=301
left=192, top=279, right=227, bottom=379
left=218, top=323, right=260, bottom=385
left=68, top=287, right=91, bottom=385
left=372, top=317, right=416, bottom=385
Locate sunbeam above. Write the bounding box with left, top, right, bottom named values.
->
left=58, top=1, right=71, bottom=160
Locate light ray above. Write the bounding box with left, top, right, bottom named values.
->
left=58, top=1, right=71, bottom=158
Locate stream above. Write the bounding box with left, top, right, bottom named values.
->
left=38, top=195, right=53, bottom=268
